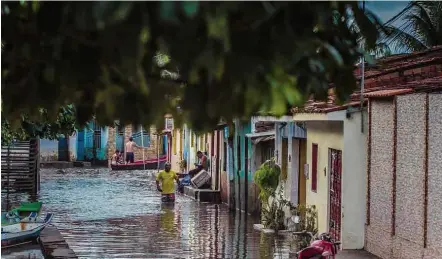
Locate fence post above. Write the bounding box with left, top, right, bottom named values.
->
left=6, top=143, right=11, bottom=211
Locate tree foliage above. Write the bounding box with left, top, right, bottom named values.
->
left=382, top=1, right=442, bottom=53
left=254, top=158, right=281, bottom=204
left=1, top=105, right=78, bottom=146
left=1, top=1, right=383, bottom=132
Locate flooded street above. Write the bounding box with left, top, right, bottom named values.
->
left=4, top=168, right=292, bottom=259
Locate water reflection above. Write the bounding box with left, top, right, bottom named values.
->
left=3, top=168, right=292, bottom=258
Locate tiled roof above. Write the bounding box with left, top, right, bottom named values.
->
left=364, top=88, right=413, bottom=98
left=255, top=121, right=274, bottom=133
left=292, top=46, right=442, bottom=114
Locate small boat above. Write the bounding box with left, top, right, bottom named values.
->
left=1, top=213, right=53, bottom=246
left=1, top=202, right=43, bottom=226
left=111, top=155, right=168, bottom=171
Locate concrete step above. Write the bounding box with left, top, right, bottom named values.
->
left=183, top=186, right=221, bottom=203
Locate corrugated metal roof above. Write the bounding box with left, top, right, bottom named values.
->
left=252, top=135, right=275, bottom=145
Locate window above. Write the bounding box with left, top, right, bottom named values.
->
left=116, top=126, right=124, bottom=151
left=237, top=136, right=241, bottom=172
left=311, top=143, right=318, bottom=192
left=223, top=142, right=227, bottom=171
left=211, top=133, right=215, bottom=155
left=172, top=130, right=177, bottom=155
left=131, top=127, right=150, bottom=147
left=93, top=122, right=101, bottom=149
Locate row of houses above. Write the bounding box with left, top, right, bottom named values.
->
left=40, top=121, right=169, bottom=164
left=39, top=46, right=441, bottom=258
left=169, top=46, right=442, bottom=259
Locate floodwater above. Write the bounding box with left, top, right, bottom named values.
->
left=2, top=168, right=293, bottom=259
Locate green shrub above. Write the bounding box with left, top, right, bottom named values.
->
left=254, top=158, right=281, bottom=204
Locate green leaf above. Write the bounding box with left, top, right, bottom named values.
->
left=323, top=43, right=344, bottom=66
left=182, top=2, right=199, bottom=18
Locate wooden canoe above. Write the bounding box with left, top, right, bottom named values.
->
left=110, top=155, right=168, bottom=171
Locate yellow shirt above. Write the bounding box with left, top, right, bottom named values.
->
left=156, top=170, right=177, bottom=194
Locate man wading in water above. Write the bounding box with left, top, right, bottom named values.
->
left=156, top=162, right=180, bottom=202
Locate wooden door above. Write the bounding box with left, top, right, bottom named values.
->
left=298, top=139, right=307, bottom=206
left=281, top=138, right=288, bottom=180
left=329, top=149, right=342, bottom=241
left=77, top=130, right=85, bottom=161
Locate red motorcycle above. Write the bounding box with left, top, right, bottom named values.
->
left=293, top=231, right=341, bottom=259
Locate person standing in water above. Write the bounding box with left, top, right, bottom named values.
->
left=156, top=162, right=179, bottom=202
left=125, top=137, right=148, bottom=164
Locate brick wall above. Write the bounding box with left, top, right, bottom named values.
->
left=107, top=125, right=160, bottom=161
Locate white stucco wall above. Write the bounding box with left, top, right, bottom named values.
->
left=342, top=111, right=368, bottom=249
left=306, top=121, right=344, bottom=236
left=288, top=138, right=300, bottom=204
left=171, top=129, right=182, bottom=172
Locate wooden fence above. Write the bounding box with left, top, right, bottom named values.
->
left=1, top=139, right=40, bottom=195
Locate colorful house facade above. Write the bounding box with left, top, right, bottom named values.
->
left=245, top=120, right=275, bottom=215
left=76, top=121, right=109, bottom=162
left=107, top=124, right=164, bottom=163
left=291, top=103, right=368, bottom=250
left=288, top=46, right=442, bottom=255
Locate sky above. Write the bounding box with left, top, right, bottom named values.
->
left=365, top=1, right=410, bottom=27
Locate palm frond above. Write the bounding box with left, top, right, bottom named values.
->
left=405, top=2, right=438, bottom=46
left=384, top=25, right=427, bottom=53
left=379, top=0, right=442, bottom=53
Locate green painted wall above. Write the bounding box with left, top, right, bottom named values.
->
left=233, top=120, right=252, bottom=211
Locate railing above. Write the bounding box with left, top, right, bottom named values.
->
left=1, top=139, right=40, bottom=195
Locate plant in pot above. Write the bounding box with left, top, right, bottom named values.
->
left=254, top=158, right=295, bottom=231
left=178, top=159, right=187, bottom=173
left=288, top=204, right=319, bottom=250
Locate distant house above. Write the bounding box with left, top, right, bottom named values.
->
left=107, top=124, right=165, bottom=164
left=291, top=92, right=367, bottom=250
left=289, top=46, right=442, bottom=255
left=246, top=117, right=307, bottom=216
left=76, top=121, right=109, bottom=162
left=245, top=120, right=275, bottom=215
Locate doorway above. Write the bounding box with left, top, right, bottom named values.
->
left=329, top=148, right=342, bottom=241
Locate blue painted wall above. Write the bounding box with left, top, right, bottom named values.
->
left=233, top=120, right=252, bottom=211
left=131, top=128, right=150, bottom=148
left=76, top=130, right=85, bottom=160
left=81, top=121, right=108, bottom=161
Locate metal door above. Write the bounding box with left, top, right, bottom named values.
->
left=329, top=149, right=342, bottom=241
left=58, top=137, right=69, bottom=161
left=77, top=130, right=85, bottom=161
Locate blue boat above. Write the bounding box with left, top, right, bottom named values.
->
left=1, top=213, right=53, bottom=247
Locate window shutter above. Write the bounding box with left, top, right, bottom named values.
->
left=312, top=143, right=318, bottom=192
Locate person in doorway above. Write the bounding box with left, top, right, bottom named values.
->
left=156, top=162, right=180, bottom=202
left=125, top=137, right=148, bottom=164
left=188, top=151, right=208, bottom=177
